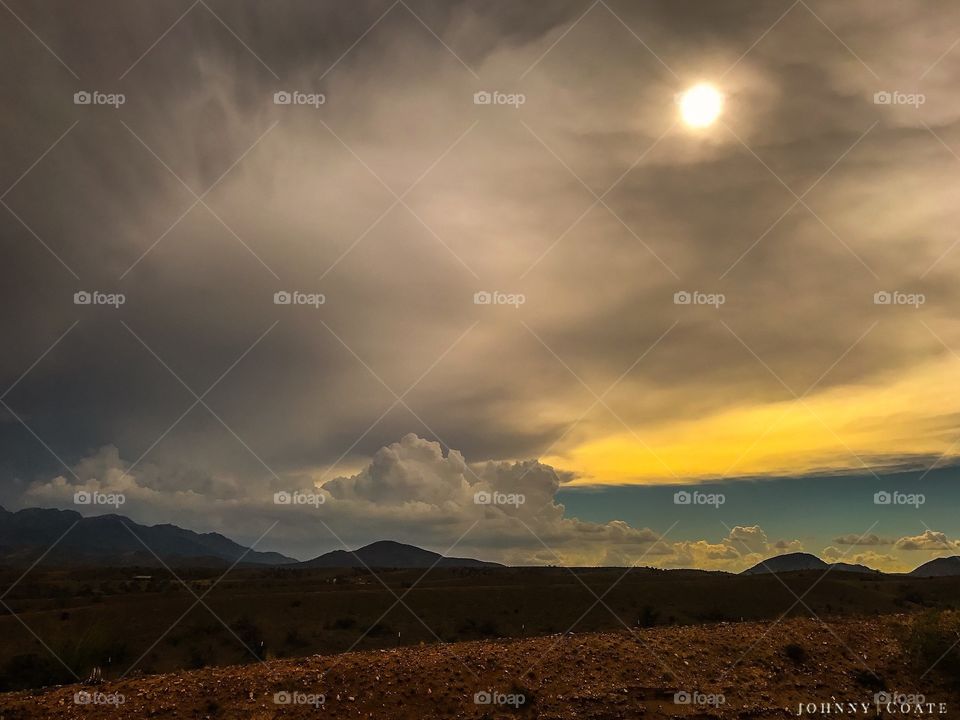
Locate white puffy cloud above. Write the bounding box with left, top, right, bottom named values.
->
left=663, top=526, right=803, bottom=573
left=17, top=434, right=802, bottom=571
left=317, top=434, right=664, bottom=565
left=894, top=530, right=960, bottom=552
left=772, top=538, right=804, bottom=552
left=820, top=546, right=901, bottom=572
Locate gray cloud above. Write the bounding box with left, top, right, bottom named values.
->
left=833, top=533, right=894, bottom=546
left=3, top=1, right=960, bottom=531
left=17, top=432, right=817, bottom=570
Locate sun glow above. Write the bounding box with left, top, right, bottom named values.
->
left=679, top=83, right=723, bottom=128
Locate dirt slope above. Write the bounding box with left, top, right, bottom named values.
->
left=1, top=614, right=956, bottom=718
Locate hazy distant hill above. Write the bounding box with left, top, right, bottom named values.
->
left=909, top=556, right=960, bottom=577
left=300, top=540, right=503, bottom=568
left=742, top=552, right=879, bottom=575
left=831, top=561, right=881, bottom=574
left=0, top=505, right=294, bottom=567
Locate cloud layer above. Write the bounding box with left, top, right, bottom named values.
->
left=16, top=433, right=804, bottom=569
left=2, top=1, right=959, bottom=562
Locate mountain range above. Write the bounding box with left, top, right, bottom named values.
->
left=0, top=506, right=500, bottom=569
left=741, top=551, right=960, bottom=577
left=3, top=507, right=959, bottom=575
left=0, top=505, right=294, bottom=567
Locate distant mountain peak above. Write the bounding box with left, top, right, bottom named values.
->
left=301, top=540, right=503, bottom=568
left=909, top=556, right=960, bottom=577
left=742, top=552, right=827, bottom=575
left=360, top=540, right=420, bottom=550
left=742, top=552, right=880, bottom=575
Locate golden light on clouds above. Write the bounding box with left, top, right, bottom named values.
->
left=546, top=355, right=960, bottom=485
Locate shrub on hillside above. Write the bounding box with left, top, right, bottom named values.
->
left=904, top=611, right=960, bottom=685
left=784, top=643, right=808, bottom=665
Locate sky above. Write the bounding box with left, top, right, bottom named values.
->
left=1, top=0, right=959, bottom=571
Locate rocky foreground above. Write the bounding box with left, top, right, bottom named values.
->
left=1, top=615, right=956, bottom=718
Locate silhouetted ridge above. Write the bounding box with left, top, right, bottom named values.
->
left=0, top=506, right=295, bottom=567
left=301, top=540, right=503, bottom=568
left=742, top=552, right=880, bottom=575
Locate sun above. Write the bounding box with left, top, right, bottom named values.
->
left=679, top=83, right=723, bottom=128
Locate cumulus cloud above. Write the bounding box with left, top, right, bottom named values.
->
left=832, top=533, right=894, bottom=546
left=820, top=546, right=900, bottom=571
left=17, top=433, right=802, bottom=570
left=663, top=526, right=803, bottom=572
left=17, top=435, right=662, bottom=564
left=894, top=530, right=960, bottom=552
left=773, top=538, right=805, bottom=552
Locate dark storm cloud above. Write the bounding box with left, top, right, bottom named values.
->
left=2, top=0, right=960, bottom=522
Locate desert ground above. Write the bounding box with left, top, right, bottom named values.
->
left=3, top=566, right=960, bottom=690
left=2, top=613, right=958, bottom=719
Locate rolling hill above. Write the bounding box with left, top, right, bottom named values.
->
left=300, top=539, right=503, bottom=568
left=910, top=555, right=960, bottom=577
left=741, top=552, right=879, bottom=575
